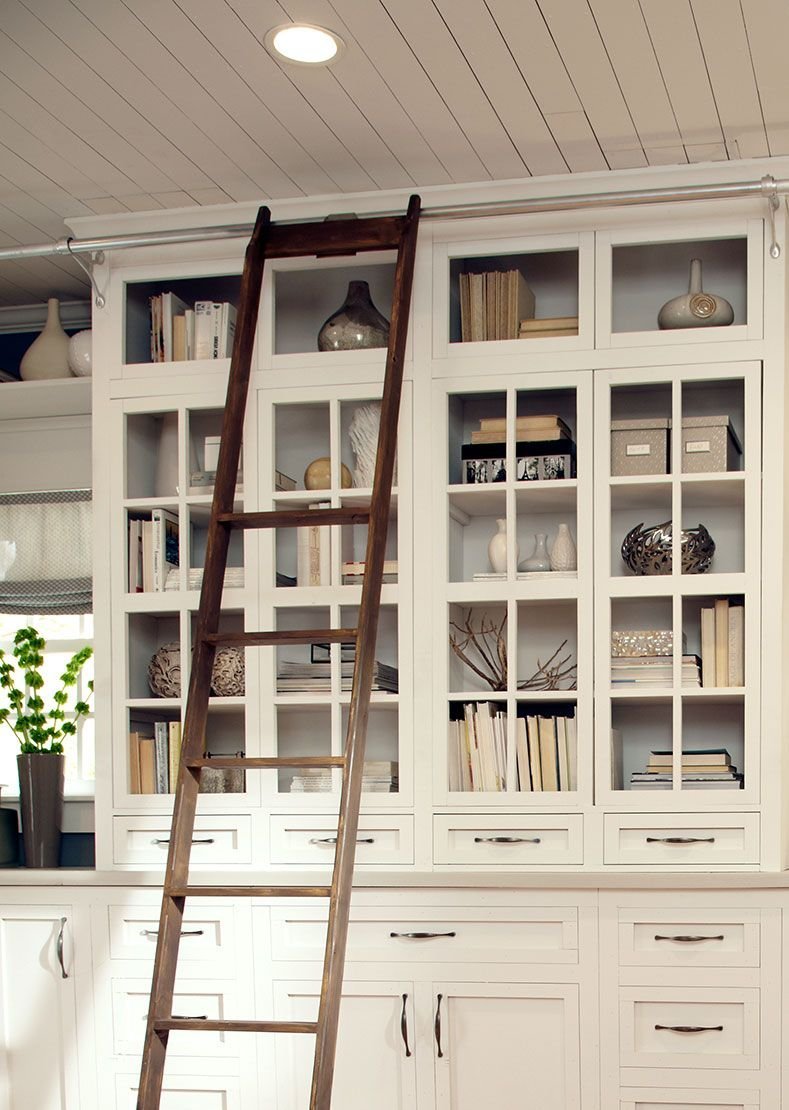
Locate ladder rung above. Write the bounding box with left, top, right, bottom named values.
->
left=155, top=1018, right=318, bottom=1034
left=186, top=755, right=346, bottom=770
left=266, top=215, right=404, bottom=258
left=204, top=628, right=358, bottom=648
left=217, top=507, right=370, bottom=530
left=167, top=885, right=332, bottom=898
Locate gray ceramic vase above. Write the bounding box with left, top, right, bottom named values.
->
left=317, top=280, right=390, bottom=351
left=17, top=752, right=64, bottom=867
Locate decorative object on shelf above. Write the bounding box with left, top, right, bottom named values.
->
left=621, top=520, right=716, bottom=575
left=0, top=626, right=93, bottom=868
left=519, top=640, right=577, bottom=691
left=66, top=329, right=93, bottom=377
left=657, top=258, right=734, bottom=329
left=681, top=414, right=743, bottom=473
left=610, top=417, right=670, bottom=476
left=611, top=629, right=675, bottom=657
left=519, top=532, right=551, bottom=572
left=147, top=642, right=246, bottom=698
left=549, top=523, right=577, bottom=571
left=487, top=518, right=517, bottom=573
left=317, top=280, right=390, bottom=351
left=19, top=298, right=72, bottom=380
left=199, top=751, right=245, bottom=794
left=348, top=401, right=393, bottom=487
left=449, top=609, right=577, bottom=691
left=0, top=785, right=19, bottom=866
left=462, top=438, right=576, bottom=484
left=304, top=456, right=352, bottom=490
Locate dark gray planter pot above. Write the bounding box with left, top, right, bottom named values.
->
left=17, top=752, right=64, bottom=868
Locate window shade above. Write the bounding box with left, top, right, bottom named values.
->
left=0, top=489, right=92, bottom=614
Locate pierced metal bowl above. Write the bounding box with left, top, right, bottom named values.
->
left=621, top=521, right=715, bottom=575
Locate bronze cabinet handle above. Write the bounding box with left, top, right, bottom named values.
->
left=434, top=993, right=444, bottom=1058
left=152, top=837, right=215, bottom=845
left=655, top=1024, right=723, bottom=1033
left=390, top=931, right=456, bottom=940
left=654, top=934, right=725, bottom=943
left=57, top=917, right=68, bottom=979
left=645, top=836, right=715, bottom=844
left=142, top=929, right=205, bottom=938
left=400, top=994, right=412, bottom=1058
left=308, top=837, right=375, bottom=845
left=473, top=836, right=541, bottom=844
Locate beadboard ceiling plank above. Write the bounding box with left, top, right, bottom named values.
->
left=118, top=194, right=166, bottom=212
left=639, top=0, right=725, bottom=150
left=0, top=141, right=92, bottom=221
left=184, top=187, right=235, bottom=207
left=184, top=0, right=376, bottom=195
left=0, top=108, right=109, bottom=204
left=543, top=112, right=608, bottom=174
left=691, top=0, right=768, bottom=160
left=535, top=0, right=645, bottom=164
left=30, top=0, right=280, bottom=203
left=427, top=0, right=566, bottom=177
left=150, top=192, right=201, bottom=209
left=0, top=208, right=88, bottom=296
left=82, top=197, right=132, bottom=215
left=588, top=0, right=686, bottom=160
left=739, top=0, right=789, bottom=156
left=274, top=0, right=452, bottom=185
left=3, top=0, right=217, bottom=197
left=322, top=0, right=489, bottom=183
left=377, top=0, right=531, bottom=180
left=685, top=142, right=728, bottom=162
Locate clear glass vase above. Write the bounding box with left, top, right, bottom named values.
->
left=317, top=280, right=390, bottom=351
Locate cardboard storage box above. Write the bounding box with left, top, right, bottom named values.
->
left=461, top=439, right=576, bottom=483
left=681, top=415, right=743, bottom=472
left=610, top=418, right=670, bottom=476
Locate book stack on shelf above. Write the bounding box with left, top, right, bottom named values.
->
left=519, top=315, right=579, bottom=339
left=459, top=268, right=535, bottom=341
left=630, top=748, right=744, bottom=790
left=461, top=414, right=576, bottom=484
left=276, top=659, right=398, bottom=693
left=128, top=509, right=179, bottom=592
left=448, top=702, right=508, bottom=791
left=700, top=599, right=744, bottom=687
left=515, top=712, right=577, bottom=792
left=165, top=566, right=245, bottom=591
left=342, top=560, right=398, bottom=584
left=290, top=761, right=398, bottom=793
left=611, top=655, right=701, bottom=688
left=129, top=721, right=181, bottom=794
left=149, top=292, right=237, bottom=362
left=296, top=503, right=330, bottom=586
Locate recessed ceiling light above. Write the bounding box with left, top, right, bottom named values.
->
left=265, top=23, right=344, bottom=66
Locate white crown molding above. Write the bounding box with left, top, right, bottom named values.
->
left=0, top=299, right=91, bottom=335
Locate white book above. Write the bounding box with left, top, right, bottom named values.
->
left=141, top=519, right=154, bottom=592
left=700, top=606, right=716, bottom=687
left=128, top=518, right=142, bottom=592
left=565, top=716, right=578, bottom=791
left=464, top=703, right=483, bottom=790
left=556, top=716, right=569, bottom=790
left=494, top=711, right=507, bottom=790
left=161, top=291, right=190, bottom=362
left=728, top=604, right=745, bottom=686
left=459, top=715, right=473, bottom=791
left=184, top=308, right=195, bottom=359
left=154, top=721, right=169, bottom=793
left=527, top=716, right=542, bottom=791
left=218, top=302, right=237, bottom=357
left=538, top=716, right=559, bottom=791
left=194, top=301, right=216, bottom=359
left=447, top=721, right=461, bottom=793
left=476, top=703, right=499, bottom=791
left=516, top=717, right=531, bottom=791
left=296, top=502, right=330, bottom=586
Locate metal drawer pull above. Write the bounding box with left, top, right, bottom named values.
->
left=142, top=929, right=205, bottom=938
left=655, top=1024, right=723, bottom=1033
left=171, top=1014, right=208, bottom=1021
left=57, top=917, right=69, bottom=979
left=654, top=934, right=725, bottom=943
left=308, top=837, right=375, bottom=845
left=390, top=931, right=457, bottom=940
left=400, top=994, right=412, bottom=1058
left=434, top=993, right=444, bottom=1058
left=645, top=836, right=715, bottom=844
left=152, top=837, right=215, bottom=845
left=473, top=835, right=541, bottom=844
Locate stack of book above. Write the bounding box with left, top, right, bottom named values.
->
left=630, top=748, right=743, bottom=790
left=467, top=413, right=572, bottom=445
left=700, top=599, right=744, bottom=687
left=129, top=721, right=181, bottom=794
left=290, top=760, right=398, bottom=793
left=519, top=315, right=578, bottom=339
left=448, top=702, right=508, bottom=791
left=149, top=292, right=237, bottom=362
left=461, top=414, right=576, bottom=484
left=276, top=659, right=398, bottom=693
left=164, top=566, right=245, bottom=591
left=515, top=712, right=577, bottom=792
left=128, top=509, right=179, bottom=592
left=459, top=269, right=535, bottom=341
left=611, top=655, right=701, bottom=688
left=342, top=560, right=398, bottom=585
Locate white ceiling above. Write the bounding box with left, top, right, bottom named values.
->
left=0, top=0, right=787, bottom=308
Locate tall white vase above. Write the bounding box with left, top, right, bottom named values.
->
left=20, top=298, right=72, bottom=380
left=550, top=523, right=577, bottom=571
left=488, top=517, right=517, bottom=573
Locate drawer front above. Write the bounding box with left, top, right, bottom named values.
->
left=619, top=987, right=760, bottom=1070
left=604, top=814, right=759, bottom=866
left=434, top=814, right=583, bottom=865
left=269, top=814, right=413, bottom=865
left=112, top=815, right=252, bottom=866
left=269, top=904, right=579, bottom=964
left=620, top=1091, right=759, bottom=1110
left=115, top=1074, right=242, bottom=1110
left=112, top=977, right=242, bottom=1058
left=107, top=900, right=238, bottom=972
left=618, top=909, right=760, bottom=968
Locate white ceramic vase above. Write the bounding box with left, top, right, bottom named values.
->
left=550, top=523, right=577, bottom=571
left=520, top=531, right=551, bottom=573
left=20, top=298, right=72, bottom=380
left=488, top=517, right=515, bottom=573
left=67, top=329, right=93, bottom=377
left=657, top=258, right=734, bottom=329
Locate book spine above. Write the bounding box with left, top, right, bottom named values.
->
left=700, top=606, right=716, bottom=686
left=538, top=716, right=559, bottom=791
left=515, top=717, right=531, bottom=791
left=168, top=720, right=182, bottom=790
left=714, top=598, right=729, bottom=688
left=728, top=604, right=745, bottom=686
left=194, top=301, right=215, bottom=359
left=141, top=519, right=154, bottom=592
left=154, top=721, right=169, bottom=793
left=129, top=732, right=141, bottom=794
left=138, top=736, right=157, bottom=794
left=527, top=715, right=542, bottom=790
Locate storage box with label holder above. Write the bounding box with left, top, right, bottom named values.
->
left=681, top=414, right=743, bottom=472
left=610, top=417, right=670, bottom=476
left=461, top=439, right=576, bottom=483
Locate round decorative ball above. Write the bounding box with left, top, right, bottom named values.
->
left=67, top=329, right=93, bottom=377
left=621, top=521, right=715, bottom=576
left=304, top=457, right=352, bottom=490
left=210, top=646, right=245, bottom=697
left=147, top=643, right=246, bottom=698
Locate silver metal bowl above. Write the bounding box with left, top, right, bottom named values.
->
left=621, top=521, right=715, bottom=575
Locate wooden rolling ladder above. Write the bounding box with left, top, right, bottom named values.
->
left=137, top=195, right=421, bottom=1110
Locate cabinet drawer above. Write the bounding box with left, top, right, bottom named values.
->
left=269, top=904, right=579, bottom=964
left=619, top=986, right=760, bottom=1070
left=112, top=977, right=243, bottom=1058
left=112, top=815, right=252, bottom=866
left=603, top=814, right=759, bottom=866
left=434, top=814, right=583, bottom=865
left=115, top=1074, right=242, bottom=1109
left=620, top=1091, right=759, bottom=1110
left=269, top=814, right=413, bottom=865
left=106, top=900, right=238, bottom=973
left=618, top=908, right=760, bottom=968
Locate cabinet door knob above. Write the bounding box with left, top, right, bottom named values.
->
left=473, top=836, right=540, bottom=844
left=654, top=1024, right=723, bottom=1033
left=389, top=931, right=457, bottom=940
left=400, top=994, right=412, bottom=1058
left=57, top=917, right=69, bottom=979
left=645, top=836, right=715, bottom=844
left=654, top=934, right=725, bottom=943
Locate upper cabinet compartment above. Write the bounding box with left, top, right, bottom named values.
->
left=125, top=273, right=241, bottom=369
left=596, top=219, right=763, bottom=348
left=433, top=232, right=593, bottom=359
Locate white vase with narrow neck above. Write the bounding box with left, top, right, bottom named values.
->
left=20, top=298, right=72, bottom=380
left=550, top=523, right=577, bottom=571
left=488, top=517, right=516, bottom=574
left=520, top=532, right=551, bottom=573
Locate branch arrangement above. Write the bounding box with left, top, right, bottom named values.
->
left=449, top=609, right=576, bottom=692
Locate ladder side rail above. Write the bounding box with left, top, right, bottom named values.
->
left=137, top=205, right=271, bottom=1110
left=309, top=194, right=422, bottom=1110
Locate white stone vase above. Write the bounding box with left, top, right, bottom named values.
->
left=488, top=517, right=515, bottom=573
left=20, top=298, right=72, bottom=380
left=520, top=532, right=551, bottom=572
left=657, top=258, right=734, bottom=329
left=550, top=523, right=577, bottom=571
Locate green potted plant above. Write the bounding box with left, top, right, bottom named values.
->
left=0, top=626, right=93, bottom=867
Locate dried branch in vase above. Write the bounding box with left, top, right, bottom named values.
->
left=518, top=639, right=577, bottom=691
left=449, top=609, right=507, bottom=691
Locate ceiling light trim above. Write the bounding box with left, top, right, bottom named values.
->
left=264, top=23, right=345, bottom=66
